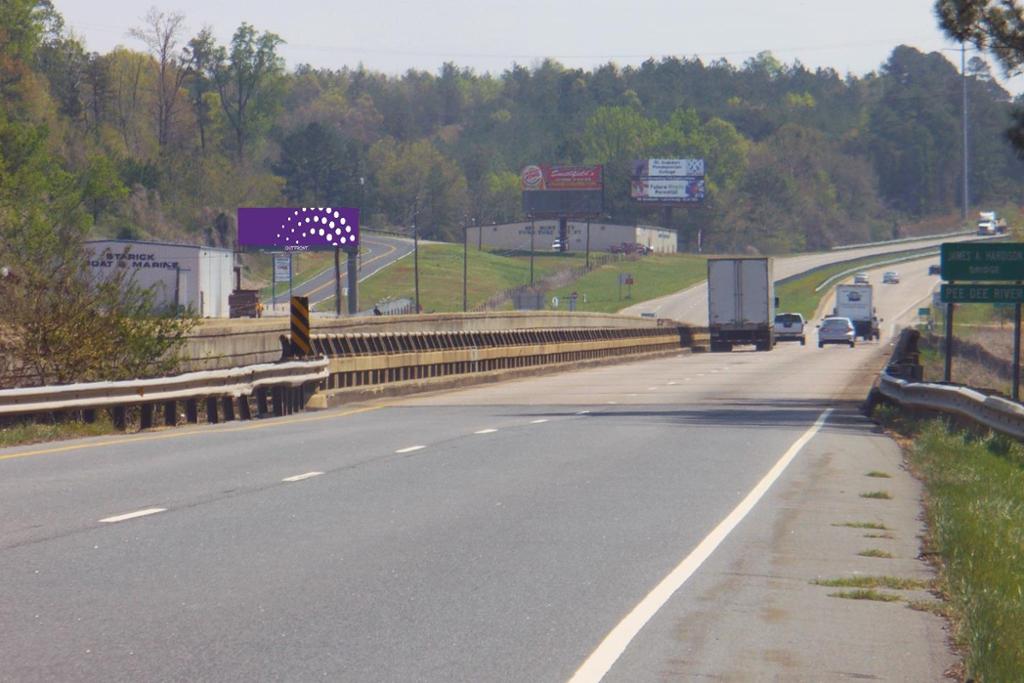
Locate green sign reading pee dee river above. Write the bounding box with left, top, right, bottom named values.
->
left=940, top=242, right=1024, bottom=281
left=941, top=284, right=1024, bottom=303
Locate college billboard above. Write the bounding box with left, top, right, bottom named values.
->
left=630, top=178, right=706, bottom=203
left=630, top=158, right=706, bottom=206
left=521, top=165, right=604, bottom=217
left=238, top=207, right=360, bottom=250
left=631, top=158, right=705, bottom=178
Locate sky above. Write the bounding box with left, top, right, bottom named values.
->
left=52, top=0, right=1023, bottom=93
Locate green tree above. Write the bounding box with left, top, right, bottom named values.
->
left=273, top=122, right=364, bottom=206
left=207, top=23, right=284, bottom=160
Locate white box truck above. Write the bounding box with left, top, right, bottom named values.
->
left=707, top=257, right=775, bottom=352
left=834, top=283, right=879, bottom=340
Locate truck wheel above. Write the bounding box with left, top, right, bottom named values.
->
left=800, top=337, right=806, bottom=346
left=849, top=340, right=856, bottom=348
left=818, top=341, right=824, bottom=348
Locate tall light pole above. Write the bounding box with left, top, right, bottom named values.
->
left=462, top=215, right=468, bottom=312
left=412, top=199, right=420, bottom=314
left=529, top=218, right=535, bottom=286
left=962, top=41, right=969, bottom=223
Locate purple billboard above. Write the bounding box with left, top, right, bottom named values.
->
left=237, top=207, right=360, bottom=250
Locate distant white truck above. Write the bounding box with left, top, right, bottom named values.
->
left=707, top=257, right=775, bottom=352
left=833, top=283, right=879, bottom=341
left=977, top=210, right=1008, bottom=236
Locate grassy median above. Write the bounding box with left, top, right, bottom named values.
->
left=876, top=409, right=1024, bottom=680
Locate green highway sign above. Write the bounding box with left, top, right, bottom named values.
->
left=940, top=284, right=1024, bottom=303
left=940, top=242, right=1024, bottom=281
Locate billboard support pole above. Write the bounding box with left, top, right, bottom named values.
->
left=334, top=246, right=342, bottom=317
left=288, top=252, right=293, bottom=301
left=586, top=220, right=591, bottom=269
left=529, top=218, right=535, bottom=286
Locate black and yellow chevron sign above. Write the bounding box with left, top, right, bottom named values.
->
left=290, top=296, right=312, bottom=357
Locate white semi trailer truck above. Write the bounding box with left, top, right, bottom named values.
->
left=707, top=257, right=775, bottom=352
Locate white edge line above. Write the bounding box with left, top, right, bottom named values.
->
left=282, top=471, right=324, bottom=482
left=99, top=507, right=167, bottom=523
left=395, top=445, right=426, bottom=454
left=568, top=408, right=833, bottom=683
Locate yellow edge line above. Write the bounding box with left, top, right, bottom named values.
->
left=0, top=404, right=387, bottom=462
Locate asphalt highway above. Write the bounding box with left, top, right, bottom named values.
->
left=0, top=256, right=952, bottom=681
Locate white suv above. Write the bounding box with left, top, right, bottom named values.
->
left=773, top=312, right=806, bottom=345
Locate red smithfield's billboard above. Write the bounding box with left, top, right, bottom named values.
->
left=521, top=165, right=603, bottom=217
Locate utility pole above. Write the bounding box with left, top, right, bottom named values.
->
left=962, top=42, right=969, bottom=223
left=462, top=216, right=468, bottom=312
left=529, top=218, right=535, bottom=286
left=412, top=199, right=421, bottom=314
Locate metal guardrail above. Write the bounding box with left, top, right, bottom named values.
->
left=310, top=326, right=702, bottom=392
left=0, top=358, right=329, bottom=431
left=874, top=329, right=1024, bottom=440
left=830, top=228, right=974, bottom=251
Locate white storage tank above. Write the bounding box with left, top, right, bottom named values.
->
left=85, top=240, right=234, bottom=318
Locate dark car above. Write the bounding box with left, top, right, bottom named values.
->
left=928, top=264, right=941, bottom=276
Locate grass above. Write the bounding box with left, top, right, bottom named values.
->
left=858, top=548, right=894, bottom=558
left=310, top=245, right=708, bottom=314
left=832, top=521, right=889, bottom=530
left=866, top=470, right=892, bottom=478
left=872, top=410, right=1024, bottom=681
left=549, top=253, right=707, bottom=314
left=813, top=576, right=928, bottom=590
left=909, top=420, right=1024, bottom=680
left=864, top=532, right=895, bottom=539
left=0, top=418, right=114, bottom=448
left=774, top=248, right=938, bottom=320
left=828, top=589, right=903, bottom=602
left=860, top=491, right=893, bottom=500
left=313, top=244, right=576, bottom=312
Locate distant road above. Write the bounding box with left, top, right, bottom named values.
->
left=272, top=233, right=415, bottom=309
left=619, top=232, right=983, bottom=323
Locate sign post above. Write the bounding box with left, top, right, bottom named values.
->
left=290, top=296, right=311, bottom=357
left=940, top=242, right=1024, bottom=392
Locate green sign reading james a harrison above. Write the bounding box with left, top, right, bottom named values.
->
left=941, top=284, right=1024, bottom=303
left=940, top=242, right=1024, bottom=281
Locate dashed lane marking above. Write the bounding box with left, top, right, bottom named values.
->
left=282, top=471, right=323, bottom=482
left=395, top=445, right=425, bottom=454
left=99, top=508, right=166, bottom=524
left=474, top=429, right=498, bottom=434
left=530, top=419, right=549, bottom=424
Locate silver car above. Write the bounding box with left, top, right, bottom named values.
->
left=818, top=316, right=856, bottom=348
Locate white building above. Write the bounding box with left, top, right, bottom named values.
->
left=85, top=240, right=234, bottom=318
left=466, top=221, right=677, bottom=253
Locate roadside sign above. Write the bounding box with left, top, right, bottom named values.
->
left=941, top=283, right=1024, bottom=303
left=917, top=307, right=930, bottom=317
left=940, top=242, right=1024, bottom=281
left=273, top=254, right=291, bottom=281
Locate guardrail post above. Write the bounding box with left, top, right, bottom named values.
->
left=256, top=388, right=269, bottom=416
left=272, top=386, right=284, bottom=417
left=206, top=397, right=219, bottom=424
left=222, top=397, right=236, bottom=422
left=164, top=401, right=177, bottom=427
left=112, top=406, right=127, bottom=431
left=239, top=395, right=252, bottom=420
left=140, top=404, right=154, bottom=430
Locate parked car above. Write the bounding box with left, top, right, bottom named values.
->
left=882, top=271, right=900, bottom=284
left=817, top=316, right=856, bottom=348
left=551, top=239, right=564, bottom=251
left=773, top=312, right=806, bottom=345
left=928, top=264, right=941, bottom=276
left=853, top=272, right=870, bottom=284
